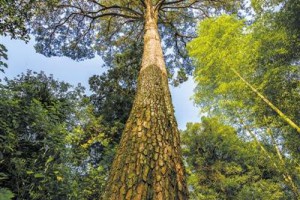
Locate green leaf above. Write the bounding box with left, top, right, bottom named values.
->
left=46, top=156, right=54, bottom=165
left=0, top=173, right=8, bottom=180
left=34, top=173, right=45, bottom=178
left=0, top=188, right=14, bottom=200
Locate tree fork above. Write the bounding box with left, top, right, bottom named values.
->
left=102, top=2, right=188, bottom=200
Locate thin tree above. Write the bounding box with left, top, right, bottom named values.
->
left=231, top=68, right=300, bottom=133
left=30, top=0, right=238, bottom=199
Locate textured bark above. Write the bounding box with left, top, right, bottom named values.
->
left=102, top=2, right=188, bottom=200
left=140, top=1, right=166, bottom=74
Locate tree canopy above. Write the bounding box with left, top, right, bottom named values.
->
left=31, top=0, right=240, bottom=79
left=0, top=71, right=84, bottom=199
left=0, top=0, right=35, bottom=72
left=187, top=0, right=300, bottom=197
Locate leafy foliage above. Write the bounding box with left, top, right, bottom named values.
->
left=0, top=44, right=8, bottom=73
left=0, top=0, right=34, bottom=40
left=0, top=188, right=14, bottom=200
left=0, top=71, right=84, bottom=199
left=187, top=0, right=300, bottom=197
left=182, top=118, right=289, bottom=199
left=0, top=64, right=140, bottom=198
left=89, top=42, right=139, bottom=121
left=188, top=11, right=300, bottom=152
left=0, top=0, right=35, bottom=72
left=64, top=105, right=115, bottom=199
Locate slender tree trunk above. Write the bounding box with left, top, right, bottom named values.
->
left=240, top=118, right=300, bottom=198
left=102, top=2, right=188, bottom=200
left=231, top=68, right=300, bottom=133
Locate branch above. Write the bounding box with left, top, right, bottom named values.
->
left=108, top=19, right=136, bottom=41
left=58, top=2, right=143, bottom=20
left=92, top=12, right=142, bottom=20
left=139, top=0, right=146, bottom=8
left=155, top=0, right=166, bottom=11
left=159, top=13, right=196, bottom=39
left=71, top=17, right=95, bottom=49
left=162, top=0, right=185, bottom=5
left=161, top=0, right=200, bottom=9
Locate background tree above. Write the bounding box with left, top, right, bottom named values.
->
left=182, top=118, right=290, bottom=199
left=187, top=0, right=300, bottom=197
left=71, top=44, right=141, bottom=198
left=0, top=67, right=139, bottom=199
left=0, top=38, right=140, bottom=200
left=0, top=71, right=85, bottom=199
left=89, top=41, right=140, bottom=143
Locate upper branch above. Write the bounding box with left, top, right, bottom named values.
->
left=57, top=1, right=143, bottom=20
left=162, top=0, right=185, bottom=5
left=161, top=0, right=200, bottom=10
left=155, top=0, right=166, bottom=11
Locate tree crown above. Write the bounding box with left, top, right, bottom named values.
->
left=31, top=0, right=240, bottom=78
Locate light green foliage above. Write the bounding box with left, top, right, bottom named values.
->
left=187, top=1, right=300, bottom=197
left=236, top=180, right=285, bottom=199
left=182, top=118, right=286, bottom=200
left=188, top=13, right=299, bottom=152
left=65, top=105, right=116, bottom=199
left=187, top=14, right=292, bottom=115
left=188, top=15, right=253, bottom=111
left=0, top=188, right=14, bottom=200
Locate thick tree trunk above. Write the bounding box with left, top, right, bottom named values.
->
left=101, top=2, right=189, bottom=200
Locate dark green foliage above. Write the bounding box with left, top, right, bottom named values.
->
left=0, top=71, right=84, bottom=199
left=64, top=106, right=116, bottom=199
left=89, top=43, right=140, bottom=122
left=0, top=0, right=35, bottom=72
left=182, top=118, right=288, bottom=199
left=0, top=69, right=133, bottom=199
left=0, top=44, right=8, bottom=73
left=0, top=188, right=14, bottom=200
left=0, top=0, right=34, bottom=40
left=89, top=42, right=140, bottom=143
left=0, top=60, right=138, bottom=199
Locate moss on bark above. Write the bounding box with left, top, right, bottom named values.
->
left=102, top=65, right=188, bottom=200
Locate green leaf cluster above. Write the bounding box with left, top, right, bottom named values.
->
left=0, top=71, right=85, bottom=199
left=182, top=118, right=288, bottom=199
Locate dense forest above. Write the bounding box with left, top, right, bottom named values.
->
left=0, top=0, right=299, bottom=199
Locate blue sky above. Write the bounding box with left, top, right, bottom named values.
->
left=0, top=37, right=200, bottom=129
